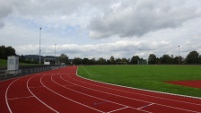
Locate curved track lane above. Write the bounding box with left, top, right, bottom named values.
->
left=1, top=66, right=201, bottom=113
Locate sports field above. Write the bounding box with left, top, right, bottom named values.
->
left=78, top=65, right=201, bottom=98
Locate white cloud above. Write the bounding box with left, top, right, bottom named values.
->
left=89, top=0, right=201, bottom=38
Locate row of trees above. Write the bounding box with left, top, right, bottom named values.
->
left=72, top=50, right=201, bottom=65
left=148, top=50, right=201, bottom=64
left=0, top=46, right=16, bottom=59
left=1, top=45, right=201, bottom=65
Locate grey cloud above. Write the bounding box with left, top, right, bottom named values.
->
left=0, top=1, right=13, bottom=28
left=89, top=0, right=201, bottom=38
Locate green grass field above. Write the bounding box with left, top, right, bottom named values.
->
left=0, top=59, right=7, bottom=67
left=78, top=65, right=201, bottom=98
left=0, top=59, right=40, bottom=68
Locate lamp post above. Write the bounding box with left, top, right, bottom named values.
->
left=178, top=45, right=180, bottom=64
left=55, top=44, right=57, bottom=65
left=39, top=27, right=42, bottom=64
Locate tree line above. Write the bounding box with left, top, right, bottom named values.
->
left=72, top=50, right=201, bottom=65
left=1, top=45, right=201, bottom=65
left=0, top=45, right=16, bottom=59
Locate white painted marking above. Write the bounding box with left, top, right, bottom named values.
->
left=71, top=67, right=200, bottom=113
left=27, top=75, right=59, bottom=113
left=137, top=103, right=155, bottom=110
left=41, top=74, right=104, bottom=113
left=8, top=96, right=34, bottom=100
left=107, top=106, right=129, bottom=113
left=5, top=78, right=21, bottom=113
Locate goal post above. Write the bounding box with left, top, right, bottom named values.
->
left=138, top=59, right=148, bottom=65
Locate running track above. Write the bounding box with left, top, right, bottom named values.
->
left=1, top=66, right=201, bottom=113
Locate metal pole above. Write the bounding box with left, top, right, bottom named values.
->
left=39, top=27, right=42, bottom=64
left=178, top=45, right=180, bottom=64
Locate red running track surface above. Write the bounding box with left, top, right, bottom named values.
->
left=167, top=80, right=201, bottom=89
left=1, top=66, right=201, bottom=113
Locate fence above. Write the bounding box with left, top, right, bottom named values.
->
left=0, top=65, right=64, bottom=80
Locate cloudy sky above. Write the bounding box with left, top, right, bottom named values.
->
left=1, top=0, right=201, bottom=59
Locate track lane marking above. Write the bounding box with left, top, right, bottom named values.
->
left=52, top=74, right=127, bottom=107
left=27, top=75, right=59, bottom=113
left=5, top=78, right=21, bottom=113
left=137, top=103, right=155, bottom=110
left=76, top=68, right=201, bottom=106
left=8, top=96, right=34, bottom=100
left=51, top=74, right=147, bottom=113
left=40, top=74, right=104, bottom=113
left=107, top=106, right=129, bottom=113
left=69, top=74, right=199, bottom=113
left=59, top=74, right=151, bottom=113
left=62, top=67, right=200, bottom=113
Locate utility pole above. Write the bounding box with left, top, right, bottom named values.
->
left=39, top=27, right=42, bottom=64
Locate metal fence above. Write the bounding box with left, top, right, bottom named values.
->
left=0, top=65, right=64, bottom=80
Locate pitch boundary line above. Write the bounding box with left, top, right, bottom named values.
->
left=70, top=67, right=200, bottom=112
left=77, top=68, right=201, bottom=100
left=65, top=74, right=199, bottom=113
left=76, top=68, right=201, bottom=103
left=76, top=74, right=201, bottom=106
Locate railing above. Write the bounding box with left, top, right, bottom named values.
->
left=0, top=65, right=64, bottom=80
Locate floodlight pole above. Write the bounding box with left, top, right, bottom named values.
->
left=178, top=45, right=180, bottom=64
left=39, top=27, right=42, bottom=64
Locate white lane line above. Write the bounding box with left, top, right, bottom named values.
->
left=77, top=71, right=201, bottom=106
left=52, top=74, right=127, bottom=108
left=137, top=103, right=155, bottom=110
left=51, top=74, right=148, bottom=113
left=5, top=78, right=21, bottom=113
left=107, top=106, right=129, bottom=113
left=41, top=74, right=104, bottom=113
left=59, top=73, right=151, bottom=113
left=27, top=75, right=59, bottom=113
left=8, top=96, right=34, bottom=100
left=65, top=68, right=200, bottom=113
left=70, top=75, right=199, bottom=113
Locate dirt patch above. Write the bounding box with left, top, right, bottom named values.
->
left=167, top=80, right=201, bottom=88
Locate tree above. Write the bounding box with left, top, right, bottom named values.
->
left=121, top=58, right=128, bottom=63
left=131, top=55, right=140, bottom=64
left=0, top=46, right=6, bottom=59
left=97, top=57, right=107, bottom=64
left=160, top=54, right=173, bottom=64
left=148, top=54, right=157, bottom=64
left=0, top=45, right=16, bottom=59
left=110, top=56, right=115, bottom=64
left=186, top=50, right=199, bottom=64
left=73, top=57, right=82, bottom=65
left=58, top=54, right=68, bottom=65
left=89, top=58, right=96, bottom=65
left=82, top=58, right=90, bottom=65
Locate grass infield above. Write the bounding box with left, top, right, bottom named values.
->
left=78, top=65, right=201, bottom=98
